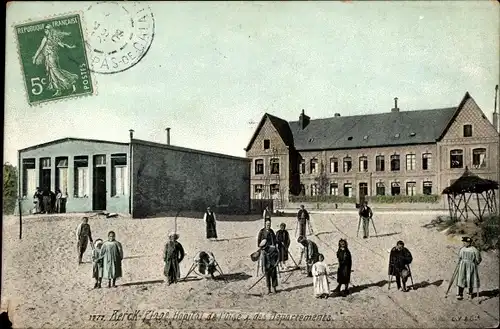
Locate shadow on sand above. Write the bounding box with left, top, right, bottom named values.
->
left=478, top=288, right=500, bottom=304
left=374, top=232, right=401, bottom=238
left=121, top=279, right=165, bottom=286
left=123, top=255, right=152, bottom=260
left=215, top=236, right=253, bottom=242
left=215, top=272, right=253, bottom=282
left=411, top=280, right=444, bottom=290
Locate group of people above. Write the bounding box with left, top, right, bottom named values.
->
left=33, top=187, right=67, bottom=214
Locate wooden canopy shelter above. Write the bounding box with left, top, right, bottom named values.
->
left=442, top=167, right=499, bottom=222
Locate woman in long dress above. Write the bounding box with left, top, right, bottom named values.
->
left=32, top=24, right=78, bottom=96
left=335, top=238, right=352, bottom=296
left=311, top=254, right=330, bottom=298
left=455, top=237, right=482, bottom=300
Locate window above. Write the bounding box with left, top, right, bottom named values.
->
left=111, top=154, right=127, bottom=196
left=376, top=182, right=385, bottom=196
left=254, top=184, right=263, bottom=199
left=423, top=181, right=432, bottom=195
left=450, top=149, right=463, bottom=168
left=311, top=184, right=319, bottom=196
left=263, top=139, right=270, bottom=149
left=55, top=157, right=68, bottom=194
left=406, top=154, right=416, bottom=171
left=359, top=182, right=368, bottom=198
left=330, top=157, right=339, bottom=173
left=270, top=184, right=280, bottom=197
left=94, top=155, right=106, bottom=167
left=422, top=153, right=432, bottom=170
left=463, top=124, right=472, bottom=137
left=270, top=158, right=280, bottom=174
left=299, top=159, right=306, bottom=174
left=310, top=158, right=318, bottom=174
left=391, top=182, right=401, bottom=196
left=74, top=156, right=89, bottom=197
left=359, top=156, right=368, bottom=172
left=299, top=184, right=305, bottom=196
left=472, top=148, right=486, bottom=169
left=344, top=183, right=352, bottom=197
left=390, top=155, right=400, bottom=171
left=330, top=183, right=338, bottom=195
left=255, top=159, right=264, bottom=175
left=376, top=155, right=385, bottom=172
left=22, top=158, right=36, bottom=197
left=41, top=158, right=51, bottom=168
left=406, top=181, right=416, bottom=196
left=343, top=157, right=352, bottom=172
left=39, top=157, right=51, bottom=190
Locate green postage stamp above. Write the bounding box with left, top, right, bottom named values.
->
left=14, top=14, right=94, bottom=105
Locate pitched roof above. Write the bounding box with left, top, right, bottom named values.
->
left=19, top=137, right=129, bottom=153
left=442, top=167, right=499, bottom=194
left=245, top=113, right=295, bottom=151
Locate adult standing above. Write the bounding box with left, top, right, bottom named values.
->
left=358, top=201, right=373, bottom=239
left=33, top=187, right=43, bottom=214
left=100, top=231, right=123, bottom=288
left=335, top=238, right=352, bottom=296
left=298, top=236, right=320, bottom=277
left=388, top=240, right=413, bottom=292
left=163, top=233, right=185, bottom=285
left=455, top=237, right=481, bottom=300
left=276, top=223, right=291, bottom=270
left=259, top=239, right=279, bottom=294
left=263, top=206, right=272, bottom=225
left=297, top=205, right=310, bottom=237
left=257, top=220, right=277, bottom=248
left=204, top=207, right=218, bottom=241
left=55, top=188, right=63, bottom=213
left=76, top=217, right=94, bottom=264
left=42, top=187, right=52, bottom=214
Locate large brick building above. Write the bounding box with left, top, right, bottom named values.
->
left=17, top=132, right=250, bottom=217
left=245, top=92, right=500, bottom=209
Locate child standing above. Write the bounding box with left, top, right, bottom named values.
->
left=312, top=254, right=330, bottom=298
left=92, top=239, right=104, bottom=288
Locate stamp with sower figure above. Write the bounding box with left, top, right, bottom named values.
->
left=14, top=14, right=94, bottom=106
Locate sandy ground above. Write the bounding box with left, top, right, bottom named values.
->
left=1, top=211, right=499, bottom=329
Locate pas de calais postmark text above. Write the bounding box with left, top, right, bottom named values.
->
left=15, top=14, right=94, bottom=106
left=84, top=2, right=155, bottom=74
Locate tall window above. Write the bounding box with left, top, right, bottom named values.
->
left=450, top=149, right=464, bottom=168
left=270, top=184, right=280, bottom=198
left=39, top=157, right=51, bottom=190
left=344, top=183, right=352, bottom=197
left=376, top=155, right=385, bottom=171
left=311, top=184, right=319, bottom=196
left=299, top=184, right=305, bottom=196
left=390, top=155, right=400, bottom=171
left=255, top=159, right=264, bottom=175
left=299, top=159, right=306, bottom=174
left=472, top=148, right=486, bottom=168
left=406, top=154, right=416, bottom=171
left=111, top=154, right=127, bottom=196
left=310, top=158, right=318, bottom=174
left=423, top=181, right=432, bottom=195
left=254, top=184, right=263, bottom=199
left=359, top=156, right=368, bottom=172
left=94, top=155, right=106, bottom=166
left=330, top=183, right=338, bottom=195
left=22, top=158, right=36, bottom=197
left=263, top=139, right=270, bottom=149
left=343, top=157, right=352, bottom=172
left=55, top=157, right=68, bottom=193
left=422, top=153, right=432, bottom=170
left=359, top=182, right=368, bottom=197
left=74, top=156, right=89, bottom=197
left=270, top=158, right=280, bottom=174
left=330, top=157, right=339, bottom=173
left=391, top=182, right=401, bottom=196
left=463, top=124, right=472, bottom=137
left=406, top=181, right=416, bottom=196
left=376, top=182, right=385, bottom=196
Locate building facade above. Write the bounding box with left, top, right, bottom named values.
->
left=17, top=136, right=251, bottom=217
left=245, top=92, right=500, bottom=209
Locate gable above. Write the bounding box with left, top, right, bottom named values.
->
left=245, top=116, right=288, bottom=155
left=20, top=138, right=129, bottom=158
left=440, top=97, right=498, bottom=141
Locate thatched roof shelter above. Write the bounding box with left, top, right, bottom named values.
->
left=442, top=167, right=499, bottom=195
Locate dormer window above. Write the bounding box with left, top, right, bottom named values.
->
left=409, top=132, right=416, bottom=137
left=347, top=136, right=353, bottom=141
left=394, top=133, right=400, bottom=138
left=363, top=135, right=368, bottom=140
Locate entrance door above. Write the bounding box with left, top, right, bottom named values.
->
left=93, top=166, right=107, bottom=211
left=359, top=182, right=368, bottom=203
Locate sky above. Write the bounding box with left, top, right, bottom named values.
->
left=4, top=1, right=499, bottom=166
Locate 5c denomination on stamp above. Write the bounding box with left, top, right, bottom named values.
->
left=84, top=2, right=155, bottom=74
left=14, top=14, right=94, bottom=106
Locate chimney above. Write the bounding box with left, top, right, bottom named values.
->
left=299, top=109, right=310, bottom=129
left=493, top=85, right=499, bottom=133
left=129, top=129, right=134, bottom=140
left=166, top=127, right=171, bottom=145
left=391, top=97, right=399, bottom=112
left=334, top=113, right=341, bottom=117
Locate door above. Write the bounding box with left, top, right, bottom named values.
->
left=93, top=166, right=107, bottom=211
left=359, top=182, right=368, bottom=203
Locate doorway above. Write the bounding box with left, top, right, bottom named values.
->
left=359, top=182, right=368, bottom=203
left=93, top=166, right=107, bottom=211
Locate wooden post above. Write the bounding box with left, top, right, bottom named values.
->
left=18, top=197, right=22, bottom=240
left=476, top=192, right=482, bottom=221
left=18, top=150, right=23, bottom=239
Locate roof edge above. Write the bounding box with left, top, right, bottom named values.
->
left=437, top=92, right=471, bottom=141
left=19, top=137, right=129, bottom=153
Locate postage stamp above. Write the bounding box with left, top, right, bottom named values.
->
left=84, top=2, right=155, bottom=74
left=14, top=14, right=94, bottom=106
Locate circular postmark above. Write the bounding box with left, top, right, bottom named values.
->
left=84, top=2, right=155, bottom=74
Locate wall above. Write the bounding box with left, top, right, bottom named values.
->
left=132, top=140, right=250, bottom=218
left=16, top=139, right=129, bottom=215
